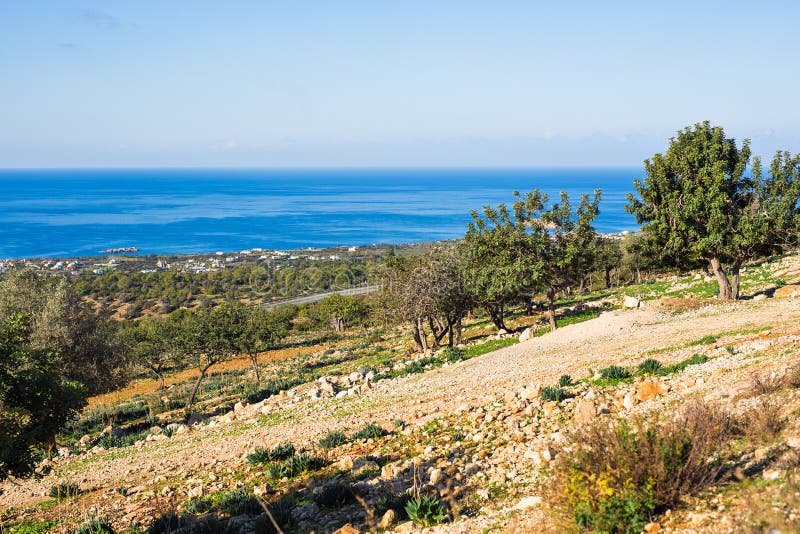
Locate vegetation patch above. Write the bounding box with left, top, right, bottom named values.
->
left=405, top=494, right=448, bottom=527
left=318, top=430, right=348, bottom=449
left=48, top=482, right=82, bottom=500
left=549, top=401, right=733, bottom=533
left=246, top=443, right=296, bottom=465
left=351, top=423, right=388, bottom=440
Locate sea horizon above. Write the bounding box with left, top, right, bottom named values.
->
left=0, top=166, right=642, bottom=259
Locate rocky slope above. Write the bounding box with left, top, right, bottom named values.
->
left=3, top=293, right=800, bottom=533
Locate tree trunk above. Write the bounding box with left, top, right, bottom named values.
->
left=455, top=317, right=462, bottom=345
left=249, top=353, right=261, bottom=382
left=484, top=304, right=506, bottom=331
left=547, top=288, right=557, bottom=332
left=523, top=297, right=534, bottom=315
left=186, top=363, right=214, bottom=411
left=150, top=365, right=165, bottom=390
left=730, top=261, right=741, bottom=300
left=709, top=257, right=733, bottom=300
left=604, top=268, right=612, bottom=289
left=411, top=322, right=424, bottom=352
left=416, top=318, right=429, bottom=351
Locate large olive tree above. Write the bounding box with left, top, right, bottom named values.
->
left=627, top=122, right=800, bottom=299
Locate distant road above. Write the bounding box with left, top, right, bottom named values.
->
left=263, top=285, right=380, bottom=309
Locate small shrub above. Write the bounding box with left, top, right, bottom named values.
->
left=599, top=365, right=631, bottom=380
left=444, top=347, right=464, bottom=363
left=8, top=520, right=58, bottom=534
left=549, top=401, right=733, bottom=533
left=541, top=385, right=571, bottom=402
left=749, top=371, right=785, bottom=397
left=787, top=365, right=800, bottom=388
left=266, top=453, right=327, bottom=479
left=405, top=494, right=447, bottom=527
left=146, top=513, right=187, bottom=534
left=638, top=358, right=662, bottom=374
left=558, top=374, right=573, bottom=387
left=218, top=488, right=263, bottom=516
left=319, top=430, right=348, bottom=449
left=375, top=490, right=412, bottom=520
left=313, top=480, right=358, bottom=508
left=351, top=423, right=387, bottom=440
left=264, top=496, right=295, bottom=530
left=736, top=398, right=786, bottom=444
left=247, top=443, right=296, bottom=465
left=72, top=517, right=115, bottom=534
left=184, top=496, right=213, bottom=514
left=49, top=482, right=81, bottom=500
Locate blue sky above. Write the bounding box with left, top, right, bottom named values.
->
left=1, top=1, right=799, bottom=167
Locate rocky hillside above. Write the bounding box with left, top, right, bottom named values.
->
left=3, top=273, right=800, bottom=532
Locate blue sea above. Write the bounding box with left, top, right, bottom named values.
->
left=0, top=168, right=641, bottom=258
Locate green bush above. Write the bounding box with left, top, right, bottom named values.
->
left=313, top=480, right=358, bottom=508
left=638, top=358, right=663, bottom=374
left=550, top=401, right=733, bottom=533
left=444, top=347, right=464, bottom=363
left=265, top=453, right=327, bottom=479
left=541, top=385, right=571, bottom=402
left=218, top=488, right=263, bottom=516
left=375, top=491, right=412, bottom=520
left=49, top=482, right=81, bottom=500
left=558, top=374, right=573, bottom=387
left=72, top=517, right=115, bottom=534
left=318, top=430, right=348, bottom=449
left=599, top=365, right=631, bottom=380
left=9, top=520, right=58, bottom=534
left=184, top=496, right=213, bottom=514
left=351, top=423, right=387, bottom=440
left=246, top=443, right=295, bottom=465
left=405, top=494, right=447, bottom=527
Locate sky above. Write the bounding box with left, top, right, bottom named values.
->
left=1, top=0, right=799, bottom=168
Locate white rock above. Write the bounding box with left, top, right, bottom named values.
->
left=622, top=295, right=641, bottom=308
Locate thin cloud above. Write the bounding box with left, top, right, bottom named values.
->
left=58, top=42, right=78, bottom=49
left=75, top=8, right=121, bottom=29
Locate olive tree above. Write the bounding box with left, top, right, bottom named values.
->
left=464, top=189, right=601, bottom=332
left=1, top=314, right=85, bottom=479
left=627, top=122, right=800, bottom=299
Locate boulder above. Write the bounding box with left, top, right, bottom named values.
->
left=379, top=509, right=397, bottom=529
left=519, top=327, right=535, bottom=342
left=636, top=381, right=668, bottom=402
left=572, top=399, right=596, bottom=425
left=774, top=284, right=800, bottom=298
left=622, top=295, right=641, bottom=308
left=332, top=524, right=360, bottom=534
left=429, top=468, right=445, bottom=486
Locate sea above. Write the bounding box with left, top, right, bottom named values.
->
left=0, top=168, right=642, bottom=259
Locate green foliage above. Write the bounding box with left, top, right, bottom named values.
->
left=318, top=430, right=348, bottom=449
left=552, top=402, right=733, bottom=533
left=218, top=488, right=263, bottom=516
left=462, top=188, right=601, bottom=331
left=313, top=480, right=358, bottom=508
left=627, top=122, right=800, bottom=299
left=444, top=347, right=464, bottom=363
left=558, top=374, right=573, bottom=387
left=98, top=429, right=149, bottom=449
left=0, top=313, right=87, bottom=479
left=658, top=354, right=709, bottom=375
left=600, top=365, right=632, bottom=380
left=541, top=385, right=572, bottom=402
left=265, top=453, right=327, bottom=479
left=49, top=481, right=82, bottom=500
left=405, top=494, right=447, bottom=527
left=375, top=491, right=412, bottom=520
left=72, top=517, right=115, bottom=534
left=687, top=334, right=717, bottom=346
left=351, top=423, right=387, bottom=440
left=638, top=358, right=663, bottom=374
left=9, top=520, right=59, bottom=534
left=312, top=294, right=369, bottom=332
left=246, top=443, right=295, bottom=465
